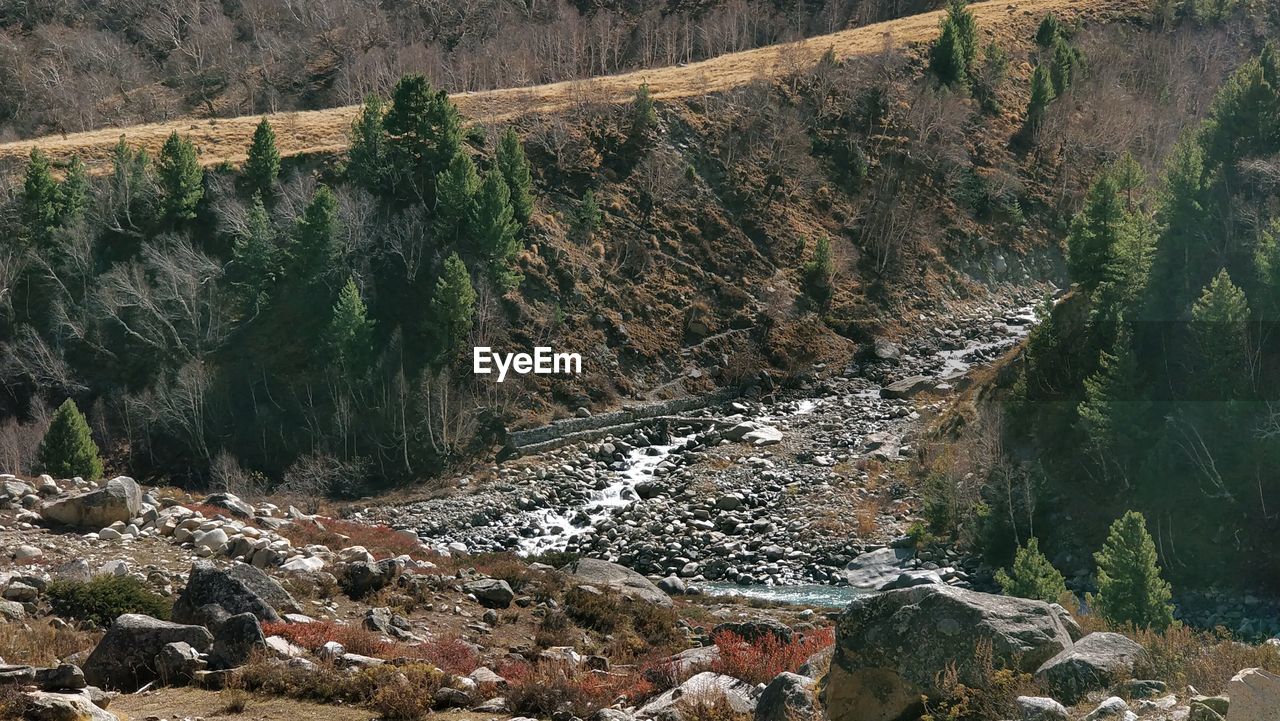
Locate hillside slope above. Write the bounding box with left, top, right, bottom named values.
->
left=0, top=0, right=1139, bottom=173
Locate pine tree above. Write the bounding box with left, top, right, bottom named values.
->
left=1190, top=269, right=1250, bottom=398
left=157, top=131, right=203, bottom=224
left=328, top=277, right=374, bottom=372
left=1256, top=221, right=1280, bottom=317
left=433, top=152, right=480, bottom=247
left=496, top=128, right=534, bottom=227
left=995, top=538, right=1068, bottom=603
left=347, top=95, right=389, bottom=192
left=1092, top=510, right=1175, bottom=631
left=1036, top=13, right=1062, bottom=47
left=949, top=0, right=979, bottom=71
left=384, top=75, right=463, bottom=202
left=972, top=41, right=1010, bottom=113
left=22, top=149, right=62, bottom=247
left=244, top=118, right=281, bottom=199
left=59, top=156, right=88, bottom=221
left=1144, top=138, right=1208, bottom=318
left=1026, top=65, right=1056, bottom=132
left=474, top=170, right=521, bottom=289
left=575, top=190, right=602, bottom=240
left=1049, top=36, right=1080, bottom=96
left=1067, top=173, right=1125, bottom=290
left=929, top=18, right=967, bottom=86
left=802, top=237, right=835, bottom=308
left=1110, top=152, right=1147, bottom=211
left=36, top=399, right=104, bottom=481
left=1078, top=326, right=1150, bottom=465
left=230, top=193, right=280, bottom=314
left=630, top=84, right=659, bottom=140
left=291, top=185, right=340, bottom=285
left=431, top=252, right=476, bottom=358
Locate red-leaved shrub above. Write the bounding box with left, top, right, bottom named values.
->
left=401, top=636, right=481, bottom=676
left=710, top=627, right=834, bottom=685
left=261, top=620, right=393, bottom=658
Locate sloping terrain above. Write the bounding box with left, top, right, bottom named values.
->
left=0, top=0, right=1139, bottom=173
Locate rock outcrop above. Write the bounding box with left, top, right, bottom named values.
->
left=172, top=561, right=283, bottom=626
left=564, top=558, right=672, bottom=607
left=1225, top=667, right=1280, bottom=721
left=82, top=614, right=213, bottom=691
left=1035, top=632, right=1149, bottom=705
left=41, top=477, right=142, bottom=528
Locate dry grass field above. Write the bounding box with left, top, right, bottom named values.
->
left=0, top=0, right=1136, bottom=173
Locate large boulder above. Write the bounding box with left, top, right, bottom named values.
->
left=754, top=672, right=816, bottom=721
left=822, top=585, right=1074, bottom=721
left=1035, top=632, right=1149, bottom=705
left=41, top=477, right=142, bottom=528
left=172, top=561, right=283, bottom=626
left=464, top=578, right=515, bottom=609
left=564, top=558, right=672, bottom=607
left=209, top=612, right=267, bottom=669
left=1226, top=667, right=1280, bottom=721
left=339, top=559, right=400, bottom=599
left=83, top=614, right=213, bottom=691
left=22, top=691, right=120, bottom=721
left=842, top=547, right=914, bottom=590
left=636, top=672, right=758, bottom=720
left=1017, top=696, right=1069, bottom=721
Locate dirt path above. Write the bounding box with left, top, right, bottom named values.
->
left=0, top=0, right=1135, bottom=173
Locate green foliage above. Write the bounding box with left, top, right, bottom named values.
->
left=1049, top=37, right=1082, bottom=96
left=1078, top=326, right=1150, bottom=467
left=245, top=118, right=281, bottom=198
left=1255, top=221, right=1280, bottom=315
left=347, top=95, right=389, bottom=192
left=1092, top=511, right=1175, bottom=631
left=22, top=149, right=62, bottom=247
left=36, top=399, right=103, bottom=481
left=60, top=157, right=88, bottom=221
left=1189, top=269, right=1250, bottom=397
left=328, top=278, right=374, bottom=373
left=430, top=253, right=476, bottom=359
left=433, top=152, right=479, bottom=247
left=46, top=576, right=171, bottom=627
left=1067, top=173, right=1125, bottom=290
left=930, top=0, right=978, bottom=85
left=157, top=132, right=203, bottom=224
left=475, top=170, right=522, bottom=290
left=1035, top=13, right=1062, bottom=47
left=385, top=75, right=463, bottom=203
left=290, top=185, right=340, bottom=284
left=630, top=84, right=659, bottom=140
left=574, top=190, right=602, bottom=241
left=497, top=128, right=534, bottom=227
left=995, top=538, right=1067, bottom=603
left=801, top=237, right=834, bottom=308
left=1025, top=65, right=1056, bottom=132
left=972, top=42, right=1010, bottom=113
left=230, top=194, right=281, bottom=315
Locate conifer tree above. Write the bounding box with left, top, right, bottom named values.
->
left=1190, top=269, right=1250, bottom=398
left=1049, top=36, right=1080, bottom=95
left=36, top=399, right=104, bottom=481
left=245, top=118, right=281, bottom=199
left=347, top=95, right=389, bottom=192
left=385, top=75, right=463, bottom=202
left=475, top=170, right=521, bottom=289
left=802, top=237, right=835, bottom=308
left=431, top=252, right=476, bottom=358
left=496, top=128, right=534, bottom=227
left=929, top=18, right=967, bottom=86
left=1026, top=65, right=1056, bottom=132
left=433, top=152, right=479, bottom=247
left=1255, top=221, right=1280, bottom=317
left=1110, top=153, right=1146, bottom=211
left=328, top=278, right=374, bottom=372
left=630, top=84, right=659, bottom=140
left=157, top=131, right=203, bottom=224
left=1144, top=138, right=1208, bottom=317
left=1036, top=13, right=1062, bottom=47
left=230, top=193, right=280, bottom=314
left=291, top=185, right=340, bottom=285
left=949, top=0, right=979, bottom=71
left=995, top=538, right=1067, bottom=603
left=1078, top=326, right=1150, bottom=465
left=575, top=190, right=602, bottom=241
left=1068, top=173, right=1125, bottom=290
left=1092, top=511, right=1175, bottom=631
left=59, top=157, right=88, bottom=222
left=22, top=149, right=61, bottom=247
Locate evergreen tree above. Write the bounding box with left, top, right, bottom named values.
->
left=1110, top=152, right=1147, bottom=211
left=157, top=132, right=203, bottom=224
left=291, top=185, right=341, bottom=285
left=949, top=0, right=979, bottom=71
left=230, top=193, right=280, bottom=314
left=244, top=118, right=281, bottom=199
left=475, top=170, right=521, bottom=289
left=802, top=237, right=835, bottom=308
left=1049, top=36, right=1081, bottom=95
left=59, top=156, right=88, bottom=221
left=972, top=42, right=1010, bottom=113
left=433, top=152, right=480, bottom=247
left=1026, top=65, right=1056, bottom=132
left=36, top=399, right=104, bottom=481
left=1199, top=51, right=1280, bottom=173
left=1036, top=13, right=1062, bottom=47
left=1190, top=269, right=1250, bottom=398
left=575, top=190, right=602, bottom=241
left=1068, top=173, right=1125, bottom=290
left=21, top=149, right=61, bottom=247
left=496, top=128, right=534, bottom=227
left=630, top=84, right=659, bottom=140
left=1144, top=138, right=1209, bottom=318
left=1255, top=221, right=1280, bottom=317
left=328, top=277, right=374, bottom=372
left=431, top=252, right=476, bottom=358
left=995, top=538, right=1068, bottom=603
left=347, top=95, right=389, bottom=192
left=384, top=75, right=463, bottom=202
left=1078, top=326, right=1150, bottom=467
left=929, top=18, right=967, bottom=86
left=1092, top=511, right=1175, bottom=631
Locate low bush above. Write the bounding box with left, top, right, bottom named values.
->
left=46, top=576, right=171, bottom=627
left=711, top=627, right=834, bottom=686
left=400, top=636, right=480, bottom=676
left=562, top=587, right=684, bottom=657
left=238, top=654, right=443, bottom=717
left=504, top=660, right=655, bottom=717
left=0, top=619, right=100, bottom=666
left=259, top=620, right=392, bottom=658
left=920, top=641, right=1036, bottom=721
left=1129, top=625, right=1280, bottom=694
left=277, top=518, right=430, bottom=560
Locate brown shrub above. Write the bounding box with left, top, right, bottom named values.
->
left=400, top=636, right=481, bottom=676
left=259, top=621, right=392, bottom=658
left=919, top=641, right=1036, bottom=721
left=368, top=664, right=446, bottom=720
left=562, top=587, right=684, bottom=658
left=504, top=660, right=655, bottom=717
left=277, top=518, right=430, bottom=561
left=711, top=627, right=834, bottom=686
left=237, top=654, right=443, bottom=714
left=1129, top=625, right=1280, bottom=695
left=0, top=620, right=100, bottom=666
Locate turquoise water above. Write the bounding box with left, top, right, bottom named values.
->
left=702, top=582, right=871, bottom=608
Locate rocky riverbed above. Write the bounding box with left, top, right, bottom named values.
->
left=358, top=290, right=1047, bottom=591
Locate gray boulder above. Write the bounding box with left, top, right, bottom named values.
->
left=880, top=375, right=935, bottom=399
left=202, top=493, right=254, bottom=519
left=1017, top=696, right=1069, bottom=721
left=83, top=614, right=213, bottom=691
left=340, top=559, right=399, bottom=599
left=172, top=561, right=282, bottom=626
left=712, top=619, right=792, bottom=644
left=636, top=672, right=759, bottom=721
left=34, top=664, right=86, bottom=691
left=209, top=612, right=267, bottom=669
left=842, top=547, right=914, bottom=589
left=41, top=477, right=142, bottom=528
left=564, top=558, right=672, bottom=607
left=822, top=585, right=1073, bottom=721
left=22, top=691, right=120, bottom=721
left=754, top=672, right=816, bottom=721
left=155, top=641, right=207, bottom=685
left=464, top=578, right=515, bottom=609
left=1035, top=632, right=1149, bottom=705
left=1226, top=667, right=1280, bottom=721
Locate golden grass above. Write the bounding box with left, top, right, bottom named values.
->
left=0, top=0, right=1139, bottom=174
